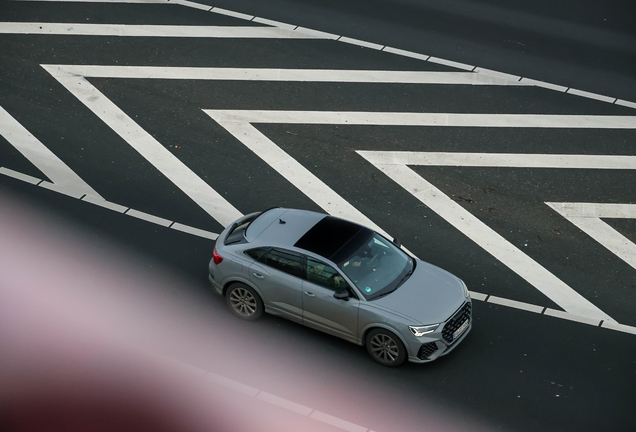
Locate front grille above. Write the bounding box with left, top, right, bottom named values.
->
left=442, top=302, right=471, bottom=344
left=418, top=342, right=438, bottom=360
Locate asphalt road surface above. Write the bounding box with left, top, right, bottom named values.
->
left=1, top=1, right=635, bottom=431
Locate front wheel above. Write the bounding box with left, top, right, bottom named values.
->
left=366, top=328, right=407, bottom=367
left=226, top=283, right=263, bottom=321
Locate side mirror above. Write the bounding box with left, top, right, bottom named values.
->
left=333, top=289, right=350, bottom=301
left=393, top=238, right=402, bottom=248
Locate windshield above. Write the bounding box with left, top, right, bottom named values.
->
left=338, top=233, right=413, bottom=300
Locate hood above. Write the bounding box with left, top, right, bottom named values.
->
left=372, top=260, right=467, bottom=325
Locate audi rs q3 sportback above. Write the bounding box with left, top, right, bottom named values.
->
left=208, top=208, right=472, bottom=367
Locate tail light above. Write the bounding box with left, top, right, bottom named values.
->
left=212, top=247, right=223, bottom=265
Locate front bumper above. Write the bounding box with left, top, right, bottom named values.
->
left=407, top=301, right=472, bottom=363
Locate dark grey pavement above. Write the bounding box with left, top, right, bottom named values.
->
left=1, top=1, right=635, bottom=431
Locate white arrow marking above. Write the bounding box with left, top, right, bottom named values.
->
left=0, top=106, right=103, bottom=199
left=546, top=203, right=636, bottom=271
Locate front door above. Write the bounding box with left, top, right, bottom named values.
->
left=301, top=257, right=359, bottom=342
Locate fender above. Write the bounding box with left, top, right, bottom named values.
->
left=358, top=323, right=412, bottom=357
left=222, top=276, right=267, bottom=304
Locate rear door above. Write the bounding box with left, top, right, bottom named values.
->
left=302, top=257, right=360, bottom=343
left=248, top=248, right=304, bottom=323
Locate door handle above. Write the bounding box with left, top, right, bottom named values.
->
left=253, top=273, right=264, bottom=279
left=304, top=291, right=316, bottom=297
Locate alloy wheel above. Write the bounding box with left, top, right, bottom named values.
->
left=229, top=287, right=257, bottom=317
left=370, top=333, right=400, bottom=363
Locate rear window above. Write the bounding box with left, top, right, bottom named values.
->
left=245, top=247, right=269, bottom=261
left=260, top=248, right=305, bottom=279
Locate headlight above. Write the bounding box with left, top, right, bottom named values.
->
left=461, top=280, right=470, bottom=298
left=409, top=324, right=439, bottom=337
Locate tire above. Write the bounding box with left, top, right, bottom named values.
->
left=366, top=328, right=407, bottom=367
left=226, top=283, right=263, bottom=321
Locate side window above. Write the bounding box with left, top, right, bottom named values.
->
left=261, top=249, right=305, bottom=279
left=245, top=247, right=269, bottom=261
left=306, top=257, right=351, bottom=291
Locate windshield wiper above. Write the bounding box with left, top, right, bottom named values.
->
left=396, top=267, right=414, bottom=289
left=370, top=259, right=415, bottom=300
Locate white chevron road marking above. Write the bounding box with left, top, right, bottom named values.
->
left=0, top=105, right=103, bottom=200
left=547, top=203, right=636, bottom=271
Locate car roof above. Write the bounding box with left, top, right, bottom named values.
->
left=247, top=208, right=327, bottom=247
left=246, top=208, right=372, bottom=262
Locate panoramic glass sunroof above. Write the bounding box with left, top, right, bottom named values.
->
left=295, top=216, right=367, bottom=260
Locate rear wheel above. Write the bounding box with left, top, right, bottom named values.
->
left=226, top=283, right=263, bottom=321
left=366, top=328, right=406, bottom=367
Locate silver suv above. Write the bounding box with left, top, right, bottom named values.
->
left=208, top=208, right=471, bottom=367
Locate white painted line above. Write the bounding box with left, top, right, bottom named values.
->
left=257, top=392, right=313, bottom=416
left=373, top=163, right=612, bottom=320
left=171, top=0, right=210, bottom=11
left=202, top=110, right=618, bottom=322
left=202, top=114, right=392, bottom=240
left=616, top=99, right=636, bottom=109
left=339, top=36, right=384, bottom=51
left=473, top=67, right=521, bottom=82
left=544, top=308, right=602, bottom=327
left=427, top=56, right=475, bottom=71
left=41, top=65, right=530, bottom=86
left=546, top=202, right=636, bottom=271
left=382, top=46, right=430, bottom=61
left=0, top=167, right=41, bottom=185
left=1, top=160, right=218, bottom=243
left=487, top=295, right=544, bottom=314
left=169, top=362, right=373, bottom=432
left=0, top=105, right=103, bottom=199
left=171, top=222, right=218, bottom=240
left=15, top=0, right=169, bottom=3
left=518, top=78, right=568, bottom=92
left=566, top=88, right=617, bottom=103
left=42, top=66, right=243, bottom=227
left=293, top=27, right=340, bottom=40
left=126, top=209, right=172, bottom=227
left=199, top=109, right=632, bottom=321
left=310, top=411, right=368, bottom=432
left=354, top=152, right=636, bottom=169
left=81, top=195, right=128, bottom=213
left=252, top=17, right=296, bottom=31
left=14, top=0, right=636, bottom=109
left=160, top=357, right=208, bottom=378
left=39, top=181, right=87, bottom=199
left=356, top=151, right=614, bottom=321
left=546, top=202, right=636, bottom=219
left=468, top=291, right=488, bottom=301
left=205, top=372, right=260, bottom=396
left=209, top=7, right=254, bottom=21
left=0, top=23, right=320, bottom=39
left=202, top=110, right=636, bottom=128
left=602, top=321, right=636, bottom=335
